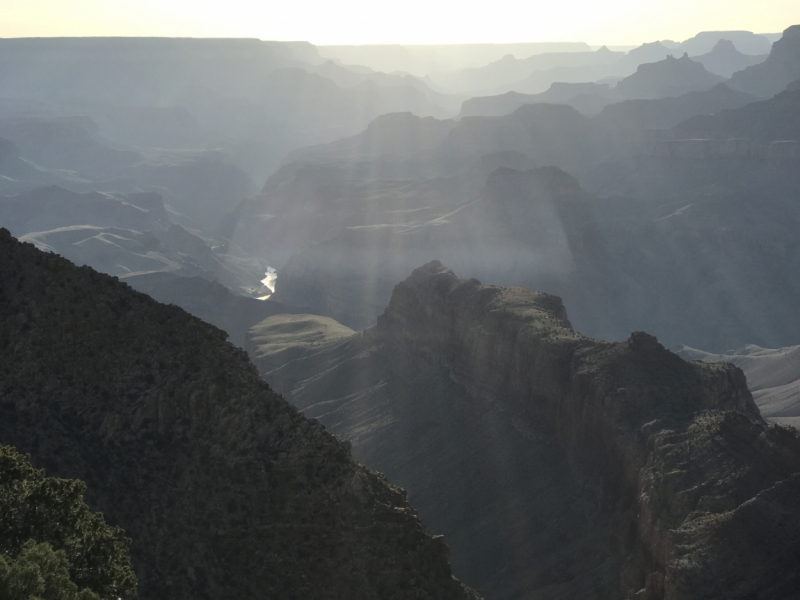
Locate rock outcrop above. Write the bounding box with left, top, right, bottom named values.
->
left=677, top=30, right=772, bottom=57
left=671, top=85, right=800, bottom=142
left=459, top=83, right=615, bottom=118
left=0, top=230, right=479, bottom=600
left=614, top=54, right=725, bottom=100
left=728, top=25, right=800, bottom=98
left=692, top=39, right=767, bottom=78
left=256, top=261, right=800, bottom=600
left=596, top=83, right=755, bottom=130
left=678, top=344, right=800, bottom=429
left=444, top=103, right=622, bottom=173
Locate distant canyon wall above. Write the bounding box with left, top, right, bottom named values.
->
left=651, top=138, right=800, bottom=160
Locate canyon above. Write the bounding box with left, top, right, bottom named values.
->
left=249, top=261, right=800, bottom=599
left=1, top=22, right=799, bottom=600
left=0, top=230, right=479, bottom=600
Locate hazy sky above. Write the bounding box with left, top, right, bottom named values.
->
left=1, top=0, right=797, bottom=45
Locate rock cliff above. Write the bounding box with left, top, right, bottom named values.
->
left=649, top=138, right=800, bottom=160
left=0, top=229, right=478, bottom=600
left=256, top=261, right=800, bottom=599
left=728, top=25, right=800, bottom=98
left=596, top=83, right=755, bottom=131
left=678, top=343, right=800, bottom=429
left=671, top=86, right=800, bottom=143
left=692, top=40, right=766, bottom=78
left=613, top=54, right=724, bottom=100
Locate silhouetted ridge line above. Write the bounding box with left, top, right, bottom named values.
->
left=0, top=229, right=479, bottom=600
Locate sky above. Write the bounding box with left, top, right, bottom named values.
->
left=1, top=0, right=798, bottom=45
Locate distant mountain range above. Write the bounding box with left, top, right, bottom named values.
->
left=0, top=37, right=464, bottom=184
left=459, top=53, right=736, bottom=118
left=317, top=42, right=594, bottom=77
left=225, top=32, right=800, bottom=352
left=429, top=30, right=772, bottom=97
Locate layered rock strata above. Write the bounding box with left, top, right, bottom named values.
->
left=0, top=230, right=478, bottom=600
left=256, top=261, right=800, bottom=600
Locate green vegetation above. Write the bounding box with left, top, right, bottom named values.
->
left=0, top=446, right=136, bottom=600
left=0, top=541, right=100, bottom=600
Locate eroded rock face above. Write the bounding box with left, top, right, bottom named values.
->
left=614, top=54, right=724, bottom=100
left=259, top=261, right=800, bottom=600
left=693, top=40, right=767, bottom=79
left=0, top=230, right=479, bottom=600
left=729, top=25, right=800, bottom=98
left=677, top=343, right=800, bottom=429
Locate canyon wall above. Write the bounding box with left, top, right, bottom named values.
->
left=259, top=261, right=800, bottom=599
left=651, top=138, right=800, bottom=160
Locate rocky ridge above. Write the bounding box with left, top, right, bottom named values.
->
left=678, top=343, right=800, bottom=429
left=0, top=230, right=479, bottom=600
left=613, top=54, right=724, bottom=100
left=729, top=25, right=800, bottom=97
left=693, top=39, right=767, bottom=78
left=256, top=261, right=800, bottom=599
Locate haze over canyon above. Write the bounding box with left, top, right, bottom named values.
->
left=1, top=13, right=800, bottom=600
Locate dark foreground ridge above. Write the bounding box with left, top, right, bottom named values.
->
left=0, top=230, right=479, bottom=600
left=258, top=261, right=800, bottom=600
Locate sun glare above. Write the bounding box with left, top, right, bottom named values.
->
left=0, top=0, right=797, bottom=44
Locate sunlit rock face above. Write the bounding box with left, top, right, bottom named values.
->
left=252, top=261, right=800, bottom=600
left=0, top=230, right=480, bottom=600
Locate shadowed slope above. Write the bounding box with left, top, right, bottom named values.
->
left=0, top=230, right=479, bottom=600
left=253, top=261, right=800, bottom=600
